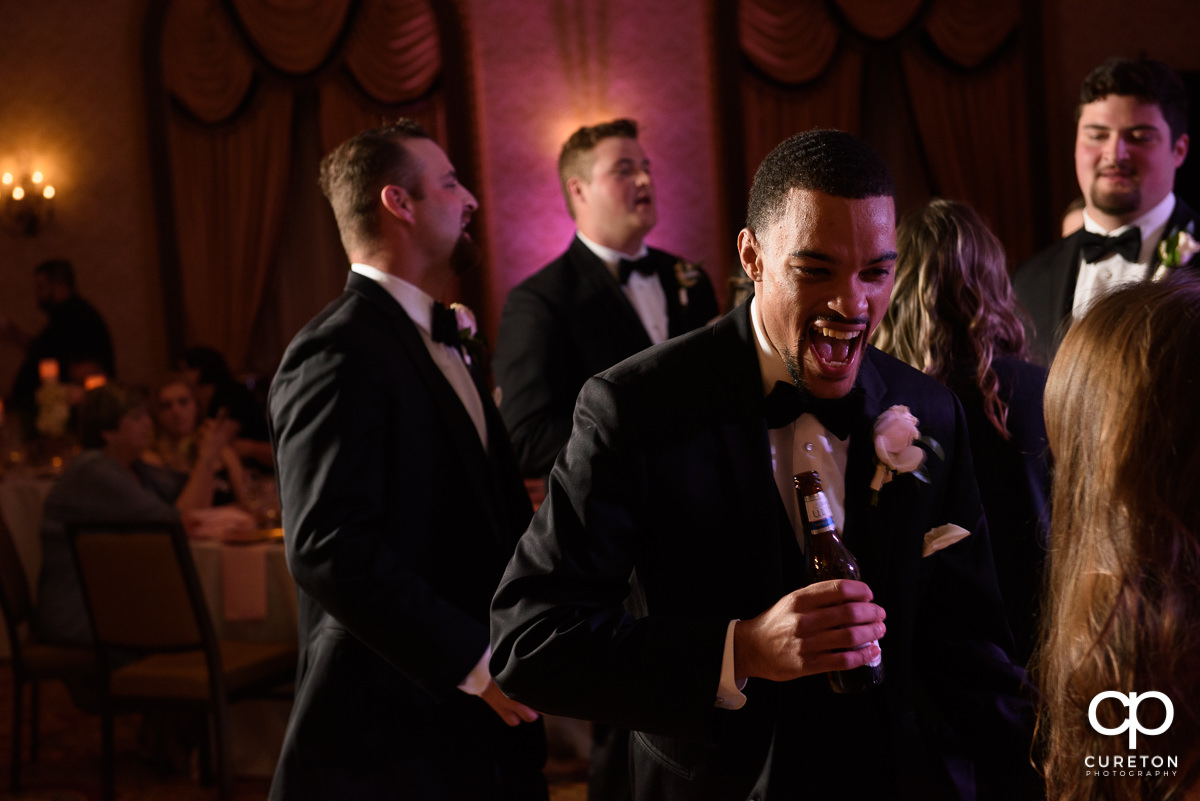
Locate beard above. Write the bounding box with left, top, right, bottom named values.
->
left=782, top=343, right=811, bottom=395
left=450, top=233, right=482, bottom=277
left=1089, top=179, right=1142, bottom=218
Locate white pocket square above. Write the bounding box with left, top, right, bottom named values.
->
left=921, top=523, right=970, bottom=557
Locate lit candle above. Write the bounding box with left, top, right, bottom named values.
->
left=12, top=186, right=24, bottom=201
left=83, top=375, right=107, bottom=391
left=38, top=358, right=59, bottom=382
left=43, top=185, right=55, bottom=199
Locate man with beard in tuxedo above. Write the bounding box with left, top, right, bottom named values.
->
left=1015, top=57, right=1195, bottom=363
left=267, top=120, right=547, bottom=800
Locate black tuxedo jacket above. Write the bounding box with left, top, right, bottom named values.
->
left=267, top=272, right=545, bottom=800
left=491, top=301, right=1040, bottom=801
left=1014, top=198, right=1200, bottom=364
left=493, top=236, right=719, bottom=477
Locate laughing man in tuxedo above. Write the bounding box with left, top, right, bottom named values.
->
left=1015, top=57, right=1196, bottom=363
left=493, top=118, right=719, bottom=479
left=267, top=120, right=547, bottom=800
left=491, top=130, right=1040, bottom=801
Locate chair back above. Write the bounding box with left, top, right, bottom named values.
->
left=0, top=512, right=33, bottom=649
left=66, top=520, right=217, bottom=655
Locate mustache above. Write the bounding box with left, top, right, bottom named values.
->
left=808, top=314, right=870, bottom=328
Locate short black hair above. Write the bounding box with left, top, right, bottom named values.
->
left=1078, top=57, right=1189, bottom=143
left=34, top=258, right=75, bottom=289
left=745, top=129, right=895, bottom=234
left=318, top=118, right=432, bottom=256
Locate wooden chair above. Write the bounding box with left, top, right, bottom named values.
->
left=0, top=509, right=97, bottom=794
left=66, top=519, right=297, bottom=801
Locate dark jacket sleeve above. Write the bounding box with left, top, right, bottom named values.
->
left=270, top=322, right=489, bottom=699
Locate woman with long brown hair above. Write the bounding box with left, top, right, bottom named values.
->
left=874, top=197, right=1050, bottom=662
left=1037, top=275, right=1200, bottom=800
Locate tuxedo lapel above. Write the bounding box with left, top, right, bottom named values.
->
left=711, top=303, right=797, bottom=601
left=1056, top=232, right=1085, bottom=324
left=1151, top=198, right=1200, bottom=271
left=565, top=238, right=653, bottom=350
left=347, top=274, right=505, bottom=538
left=841, top=351, right=889, bottom=577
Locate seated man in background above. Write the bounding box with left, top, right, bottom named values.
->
left=36, top=384, right=176, bottom=655
left=493, top=118, right=719, bottom=479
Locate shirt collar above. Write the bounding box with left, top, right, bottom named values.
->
left=576, top=230, right=650, bottom=279
left=351, top=263, right=437, bottom=334
left=750, top=297, right=792, bottom=397
left=1082, top=192, right=1176, bottom=262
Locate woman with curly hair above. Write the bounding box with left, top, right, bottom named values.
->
left=1037, top=275, right=1200, bottom=800
left=874, top=198, right=1051, bottom=662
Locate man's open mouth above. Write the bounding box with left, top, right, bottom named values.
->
left=810, top=324, right=862, bottom=370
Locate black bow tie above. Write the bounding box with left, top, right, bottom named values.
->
left=618, top=257, right=656, bottom=284
left=761, top=381, right=864, bottom=440
left=1079, top=228, right=1141, bottom=264
left=430, top=301, right=460, bottom=348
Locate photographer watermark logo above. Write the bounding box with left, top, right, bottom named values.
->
left=1088, top=691, right=1174, bottom=749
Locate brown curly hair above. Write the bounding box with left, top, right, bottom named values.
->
left=872, top=198, right=1027, bottom=438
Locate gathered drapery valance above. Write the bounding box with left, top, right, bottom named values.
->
left=740, top=0, right=1019, bottom=85
left=735, top=0, right=1035, bottom=266
left=155, top=0, right=446, bottom=373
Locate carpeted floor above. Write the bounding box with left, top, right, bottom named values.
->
left=0, top=662, right=587, bottom=800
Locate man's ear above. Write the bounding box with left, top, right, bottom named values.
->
left=380, top=184, right=416, bottom=224
left=1173, top=132, right=1189, bottom=168
left=738, top=228, right=763, bottom=281
left=566, top=175, right=587, bottom=210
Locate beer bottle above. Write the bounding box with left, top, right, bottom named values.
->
left=793, top=470, right=884, bottom=694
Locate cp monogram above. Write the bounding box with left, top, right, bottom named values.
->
left=1088, top=691, right=1174, bottom=749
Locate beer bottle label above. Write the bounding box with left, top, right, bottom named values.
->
left=803, top=493, right=837, bottom=535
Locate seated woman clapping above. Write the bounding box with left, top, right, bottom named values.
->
left=139, top=374, right=249, bottom=510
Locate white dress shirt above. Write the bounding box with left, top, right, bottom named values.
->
left=714, top=298, right=851, bottom=711
left=576, top=231, right=671, bottom=344
left=1072, top=192, right=1176, bottom=319
left=349, top=264, right=493, bottom=696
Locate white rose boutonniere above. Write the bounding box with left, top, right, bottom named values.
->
left=450, top=302, right=488, bottom=365
left=673, top=259, right=702, bottom=307
left=870, top=405, right=938, bottom=504
left=1157, top=225, right=1200, bottom=271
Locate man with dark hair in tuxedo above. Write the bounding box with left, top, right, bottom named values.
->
left=1015, top=56, right=1195, bottom=363
left=491, top=130, right=1039, bottom=801
left=493, top=118, right=719, bottom=479
left=267, top=119, right=547, bottom=800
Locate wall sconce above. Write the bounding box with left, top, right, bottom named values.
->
left=2, top=168, right=56, bottom=236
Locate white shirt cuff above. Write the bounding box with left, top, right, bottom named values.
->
left=715, top=619, right=748, bottom=710
left=457, top=645, right=492, bottom=696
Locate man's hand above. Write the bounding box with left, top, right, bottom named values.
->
left=480, top=678, right=541, bottom=727
left=733, top=580, right=885, bottom=682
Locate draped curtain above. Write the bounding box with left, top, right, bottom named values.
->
left=156, top=0, right=446, bottom=374
left=737, top=0, right=1035, bottom=264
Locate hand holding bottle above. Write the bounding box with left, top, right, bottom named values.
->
left=732, top=580, right=885, bottom=682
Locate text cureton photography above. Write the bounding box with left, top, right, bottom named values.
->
left=1085, top=691, right=1179, bottom=778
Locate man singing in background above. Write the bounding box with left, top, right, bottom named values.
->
left=493, top=118, right=719, bottom=478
